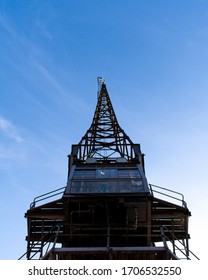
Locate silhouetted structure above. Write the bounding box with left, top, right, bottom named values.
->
left=21, top=78, right=199, bottom=260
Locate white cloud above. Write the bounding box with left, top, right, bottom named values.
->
left=0, top=116, right=23, bottom=143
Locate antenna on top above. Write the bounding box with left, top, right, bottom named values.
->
left=97, top=77, right=105, bottom=98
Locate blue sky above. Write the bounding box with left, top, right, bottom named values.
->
left=0, top=0, right=208, bottom=260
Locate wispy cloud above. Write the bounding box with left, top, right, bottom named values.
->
left=33, top=60, right=91, bottom=114
left=34, top=62, right=67, bottom=97
left=0, top=12, right=91, bottom=118
left=0, top=116, right=23, bottom=143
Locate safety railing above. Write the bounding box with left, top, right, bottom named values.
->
left=19, top=222, right=199, bottom=260
left=30, top=186, right=66, bottom=208
left=149, top=184, right=187, bottom=208
left=29, top=184, right=186, bottom=209
left=18, top=224, right=62, bottom=260
left=160, top=226, right=200, bottom=260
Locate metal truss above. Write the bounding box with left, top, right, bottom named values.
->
left=76, top=80, right=140, bottom=163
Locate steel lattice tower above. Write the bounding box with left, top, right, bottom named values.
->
left=21, top=78, right=198, bottom=260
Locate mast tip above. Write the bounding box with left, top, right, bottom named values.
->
left=97, top=77, right=105, bottom=85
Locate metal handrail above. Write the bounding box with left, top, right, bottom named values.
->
left=18, top=224, right=62, bottom=260
left=30, top=186, right=66, bottom=208
left=160, top=226, right=200, bottom=260
left=20, top=222, right=199, bottom=260
left=149, top=184, right=186, bottom=207
left=41, top=224, right=62, bottom=259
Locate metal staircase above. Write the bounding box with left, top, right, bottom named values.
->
left=160, top=226, right=199, bottom=260
left=22, top=199, right=65, bottom=259
left=150, top=183, right=191, bottom=257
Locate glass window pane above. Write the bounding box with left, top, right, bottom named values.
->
left=73, top=169, right=96, bottom=179
left=70, top=179, right=145, bottom=193
left=118, top=169, right=141, bottom=178
left=96, top=168, right=117, bottom=178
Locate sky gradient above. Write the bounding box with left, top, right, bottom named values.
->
left=0, top=0, right=208, bottom=260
